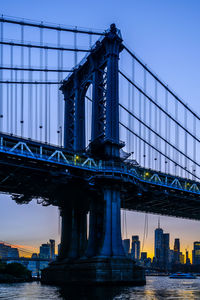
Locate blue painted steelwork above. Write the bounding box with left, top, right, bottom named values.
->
left=0, top=133, right=199, bottom=196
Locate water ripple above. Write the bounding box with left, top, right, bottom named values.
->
left=0, top=277, right=200, bottom=299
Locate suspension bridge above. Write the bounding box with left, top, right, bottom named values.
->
left=0, top=15, right=200, bottom=285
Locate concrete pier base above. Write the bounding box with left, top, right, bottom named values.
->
left=41, top=257, right=145, bottom=286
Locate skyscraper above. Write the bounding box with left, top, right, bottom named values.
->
left=131, top=236, right=140, bottom=260
left=154, top=221, right=164, bottom=267
left=163, top=233, right=170, bottom=270
left=141, top=252, right=147, bottom=261
left=39, top=243, right=51, bottom=259
left=122, top=239, right=130, bottom=256
left=192, top=241, right=200, bottom=265
left=174, top=238, right=180, bottom=264
left=186, top=250, right=190, bottom=265
left=49, top=239, right=55, bottom=260
left=154, top=220, right=170, bottom=270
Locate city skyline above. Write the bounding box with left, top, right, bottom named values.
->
left=1, top=206, right=199, bottom=262
left=1, top=193, right=200, bottom=260
left=1, top=0, right=200, bottom=263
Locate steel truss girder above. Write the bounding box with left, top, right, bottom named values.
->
left=1, top=134, right=200, bottom=217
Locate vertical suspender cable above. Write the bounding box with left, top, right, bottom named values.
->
left=175, top=100, right=179, bottom=176
left=20, top=25, right=24, bottom=137
left=89, top=32, right=92, bottom=49
left=139, top=92, right=142, bottom=165
left=165, top=89, right=168, bottom=173
left=35, top=84, right=38, bottom=140
left=57, top=30, right=61, bottom=145
left=48, top=85, right=51, bottom=143
left=119, top=56, right=123, bottom=149
left=158, top=92, right=162, bottom=171
left=193, top=115, right=196, bottom=180
left=60, top=50, right=63, bottom=146
left=28, top=47, right=32, bottom=138
left=143, top=69, right=146, bottom=167
left=168, top=103, right=171, bottom=174
left=7, top=83, right=9, bottom=132
left=132, top=57, right=135, bottom=160
left=127, top=81, right=131, bottom=153
left=148, top=85, right=152, bottom=168
left=10, top=45, right=13, bottom=134
left=45, top=49, right=48, bottom=143
left=74, top=26, right=77, bottom=66
left=39, top=24, right=43, bottom=141
left=35, top=84, right=39, bottom=140
left=184, top=108, right=188, bottom=178
left=0, top=21, right=3, bottom=132
left=15, top=70, right=17, bottom=134
left=154, top=80, right=158, bottom=170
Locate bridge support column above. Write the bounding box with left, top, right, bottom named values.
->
left=99, top=188, right=125, bottom=257
left=58, top=205, right=72, bottom=260
left=58, top=204, right=87, bottom=260
left=85, top=198, right=104, bottom=257
left=86, top=188, right=125, bottom=258
left=67, top=208, right=87, bottom=258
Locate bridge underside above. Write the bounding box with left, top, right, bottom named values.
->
left=0, top=148, right=200, bottom=220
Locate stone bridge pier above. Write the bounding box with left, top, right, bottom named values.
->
left=41, top=183, right=145, bottom=285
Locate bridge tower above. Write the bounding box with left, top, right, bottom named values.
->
left=42, top=24, right=145, bottom=285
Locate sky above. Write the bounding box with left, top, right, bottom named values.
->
left=1, top=0, right=200, bottom=259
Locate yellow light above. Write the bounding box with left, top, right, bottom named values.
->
left=145, top=172, right=150, bottom=177
left=75, top=155, right=80, bottom=160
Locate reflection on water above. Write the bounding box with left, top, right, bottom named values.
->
left=1, top=277, right=200, bottom=299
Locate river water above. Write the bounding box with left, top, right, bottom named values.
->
left=0, top=276, right=200, bottom=299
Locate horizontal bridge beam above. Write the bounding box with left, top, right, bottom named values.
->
left=0, top=80, right=61, bottom=84
left=0, top=66, right=72, bottom=72
left=0, top=41, right=90, bottom=52
left=0, top=16, right=104, bottom=36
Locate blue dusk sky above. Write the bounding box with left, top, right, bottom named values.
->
left=1, top=0, right=200, bottom=257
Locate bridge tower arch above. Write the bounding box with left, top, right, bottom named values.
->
left=61, top=23, right=124, bottom=159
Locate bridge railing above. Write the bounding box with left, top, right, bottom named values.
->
left=0, top=133, right=200, bottom=196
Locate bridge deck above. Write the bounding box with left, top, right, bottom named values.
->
left=0, top=133, right=200, bottom=220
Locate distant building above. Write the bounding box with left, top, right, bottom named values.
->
left=140, top=252, right=151, bottom=267
left=163, top=233, right=170, bottom=270
left=154, top=220, right=169, bottom=270
left=122, top=239, right=130, bottom=256
left=173, top=239, right=180, bottom=264
left=169, top=249, right=174, bottom=267
left=39, top=243, right=50, bottom=259
left=185, top=250, right=190, bottom=265
left=192, top=241, right=200, bottom=265
left=154, top=223, right=164, bottom=267
left=49, top=239, right=55, bottom=260
left=0, top=243, right=19, bottom=259
left=31, top=253, right=38, bottom=259
left=131, top=236, right=140, bottom=260
left=141, top=252, right=147, bottom=261
left=179, top=252, right=184, bottom=264
left=39, top=240, right=56, bottom=260
left=58, top=244, right=61, bottom=256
